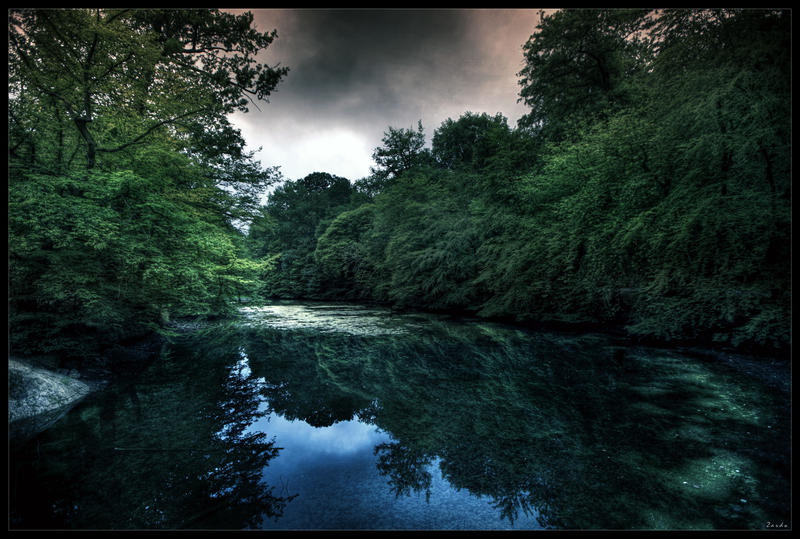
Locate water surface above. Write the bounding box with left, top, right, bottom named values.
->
left=9, top=302, right=791, bottom=530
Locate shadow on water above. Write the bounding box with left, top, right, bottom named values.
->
left=10, top=304, right=791, bottom=530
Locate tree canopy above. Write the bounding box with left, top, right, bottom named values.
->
left=9, top=8, right=288, bottom=170
left=517, top=9, right=650, bottom=140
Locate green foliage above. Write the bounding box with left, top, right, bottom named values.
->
left=8, top=9, right=285, bottom=361
left=12, top=8, right=788, bottom=358
left=314, top=204, right=380, bottom=299
left=432, top=112, right=512, bottom=171
left=517, top=8, right=651, bottom=140
left=9, top=149, right=271, bottom=359
left=369, top=120, right=430, bottom=183
left=246, top=172, right=366, bottom=299
left=369, top=168, right=483, bottom=310
left=8, top=8, right=288, bottom=170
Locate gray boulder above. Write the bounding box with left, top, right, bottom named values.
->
left=8, top=358, right=93, bottom=442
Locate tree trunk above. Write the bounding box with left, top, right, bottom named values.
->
left=74, top=117, right=96, bottom=169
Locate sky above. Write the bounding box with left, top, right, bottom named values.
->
left=227, top=8, right=546, bottom=183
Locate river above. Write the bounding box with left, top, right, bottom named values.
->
left=9, top=301, right=792, bottom=530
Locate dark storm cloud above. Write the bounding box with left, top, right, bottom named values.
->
left=259, top=10, right=485, bottom=125
left=229, top=9, right=542, bottom=181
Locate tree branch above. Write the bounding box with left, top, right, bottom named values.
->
left=103, top=9, right=131, bottom=25
left=96, top=106, right=215, bottom=154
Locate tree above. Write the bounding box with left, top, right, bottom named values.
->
left=368, top=168, right=482, bottom=309
left=517, top=9, right=650, bottom=141
left=314, top=204, right=380, bottom=300
left=8, top=8, right=288, bottom=170
left=246, top=172, right=363, bottom=298
left=8, top=9, right=287, bottom=361
left=9, top=149, right=270, bottom=358
left=431, top=112, right=512, bottom=171
left=369, top=120, right=429, bottom=183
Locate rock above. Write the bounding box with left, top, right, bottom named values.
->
left=8, top=358, right=92, bottom=442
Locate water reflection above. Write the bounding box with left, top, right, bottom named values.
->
left=9, top=304, right=791, bottom=530
left=238, top=306, right=790, bottom=529
left=10, top=333, right=295, bottom=529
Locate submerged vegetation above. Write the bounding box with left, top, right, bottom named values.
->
left=8, top=8, right=791, bottom=366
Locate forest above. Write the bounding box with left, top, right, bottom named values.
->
left=8, top=8, right=791, bottom=366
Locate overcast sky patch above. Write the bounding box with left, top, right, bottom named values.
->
left=228, top=8, right=544, bottom=182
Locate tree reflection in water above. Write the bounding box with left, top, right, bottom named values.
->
left=373, top=442, right=434, bottom=502
left=10, top=328, right=295, bottom=529
left=240, top=316, right=790, bottom=529
left=10, top=310, right=791, bottom=530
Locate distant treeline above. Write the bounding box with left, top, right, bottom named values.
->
left=246, top=9, right=791, bottom=352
